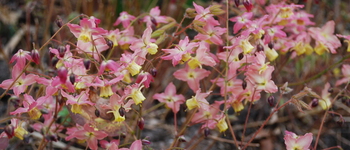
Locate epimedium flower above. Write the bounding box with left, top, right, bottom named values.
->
left=114, top=11, right=136, bottom=28
left=68, top=17, right=107, bottom=43
left=173, top=64, right=211, bottom=92
left=65, top=123, right=108, bottom=150
left=187, top=41, right=216, bottom=69
left=61, top=90, right=95, bottom=114
left=7, top=119, right=28, bottom=140
left=130, top=26, right=158, bottom=56
left=120, top=53, right=143, bottom=76
left=193, top=2, right=219, bottom=26
left=284, top=130, right=313, bottom=150
left=194, top=24, right=226, bottom=45
left=0, top=65, right=38, bottom=96
left=245, top=66, right=278, bottom=93
left=143, top=6, right=168, bottom=27
left=191, top=101, right=223, bottom=130
left=101, top=94, right=133, bottom=123
left=308, top=21, right=341, bottom=55
left=216, top=116, right=228, bottom=133
left=125, top=82, right=146, bottom=105
left=10, top=49, right=32, bottom=69
left=153, top=82, right=185, bottom=113
left=318, top=82, right=332, bottom=110
left=335, top=64, right=350, bottom=86
left=162, top=36, right=199, bottom=66
left=10, top=94, right=47, bottom=120
left=229, top=12, right=253, bottom=34
left=186, top=89, right=211, bottom=110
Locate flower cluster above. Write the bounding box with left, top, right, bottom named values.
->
left=0, top=1, right=349, bottom=150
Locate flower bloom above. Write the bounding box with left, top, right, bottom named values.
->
left=284, top=130, right=313, bottom=150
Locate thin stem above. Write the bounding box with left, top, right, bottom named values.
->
left=242, top=99, right=292, bottom=150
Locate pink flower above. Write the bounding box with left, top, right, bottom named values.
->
left=193, top=2, right=219, bottom=26
left=130, top=26, right=158, bottom=56
left=143, top=6, right=168, bottom=27
left=0, top=65, right=37, bottom=96
left=185, top=89, right=211, bottom=110
left=65, top=123, right=108, bottom=150
left=114, top=11, right=136, bottom=28
left=336, top=64, right=350, bottom=86
left=263, top=25, right=286, bottom=44
left=308, top=21, right=341, bottom=55
left=10, top=49, right=31, bottom=69
left=162, top=36, right=199, bottom=66
left=187, top=42, right=217, bottom=69
left=67, top=18, right=107, bottom=43
left=191, top=101, right=223, bottom=129
left=194, top=24, right=226, bottom=45
left=173, top=65, right=211, bottom=92
left=100, top=139, right=120, bottom=150
left=284, top=130, right=313, bottom=150
left=61, top=90, right=94, bottom=114
left=10, top=94, right=46, bottom=120
left=245, top=66, right=278, bottom=93
left=229, top=12, right=253, bottom=34
left=153, top=82, right=185, bottom=113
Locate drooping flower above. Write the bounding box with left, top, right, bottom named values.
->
left=162, top=36, right=199, bottom=66
left=308, top=21, right=341, bottom=55
left=335, top=64, right=350, bottom=86
left=153, top=82, right=185, bottom=113
left=0, top=65, right=37, bottom=96
left=186, top=89, right=211, bottom=110
left=114, top=11, right=136, bottom=28
left=65, top=123, right=108, bottom=150
left=61, top=90, right=94, bottom=114
left=173, top=64, right=211, bottom=92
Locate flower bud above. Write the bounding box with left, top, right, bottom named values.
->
left=69, top=74, right=75, bottom=85
left=268, top=42, right=274, bottom=49
left=327, top=88, right=333, bottom=93
left=204, top=127, right=210, bottom=138
left=4, top=125, right=14, bottom=138
left=149, top=68, right=157, bottom=77
left=51, top=57, right=59, bottom=67
left=209, top=4, right=225, bottom=16
left=9, top=96, right=21, bottom=108
left=58, top=46, right=66, bottom=58
left=95, top=109, right=100, bottom=117
left=142, top=139, right=151, bottom=145
left=242, top=80, right=247, bottom=90
left=336, top=117, right=344, bottom=127
left=178, top=135, right=187, bottom=142
left=27, top=126, right=34, bottom=133
left=31, top=49, right=40, bottom=64
left=79, top=13, right=85, bottom=20
left=185, top=8, right=196, bottom=18
left=137, top=117, right=145, bottom=130
left=57, top=67, right=68, bottom=83
left=234, top=0, right=240, bottom=7
left=151, top=17, right=158, bottom=27
left=257, top=44, right=264, bottom=52
left=56, top=16, right=63, bottom=28
left=243, top=0, right=253, bottom=12
left=106, top=39, right=113, bottom=49
left=83, top=59, right=91, bottom=70
left=238, top=52, right=244, bottom=60
left=311, top=98, right=319, bottom=108
left=119, top=107, right=126, bottom=117
left=267, top=95, right=275, bottom=107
